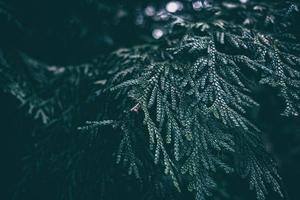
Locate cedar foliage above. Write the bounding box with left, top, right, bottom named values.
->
left=0, top=0, right=300, bottom=200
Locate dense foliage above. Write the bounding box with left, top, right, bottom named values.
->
left=1, top=0, right=300, bottom=200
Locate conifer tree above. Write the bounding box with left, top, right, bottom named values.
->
left=1, top=0, right=300, bottom=200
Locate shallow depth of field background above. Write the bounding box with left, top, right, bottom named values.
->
left=1, top=0, right=300, bottom=200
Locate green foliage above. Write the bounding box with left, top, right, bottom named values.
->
left=95, top=14, right=299, bottom=199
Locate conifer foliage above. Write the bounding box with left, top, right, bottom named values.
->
left=1, top=0, right=300, bottom=200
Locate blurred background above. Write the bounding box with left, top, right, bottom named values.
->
left=0, top=0, right=300, bottom=200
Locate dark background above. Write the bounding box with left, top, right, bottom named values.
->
left=1, top=0, right=300, bottom=200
